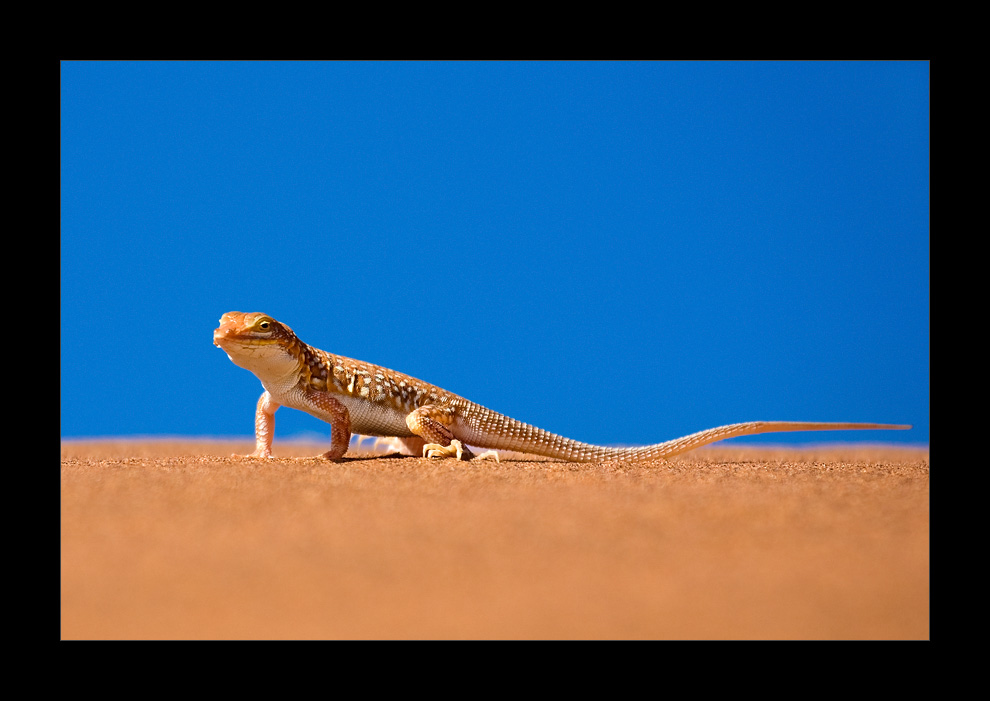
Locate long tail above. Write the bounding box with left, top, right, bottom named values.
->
left=606, top=421, right=911, bottom=462
left=473, top=419, right=911, bottom=462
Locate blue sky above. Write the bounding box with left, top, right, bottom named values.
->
left=60, top=61, right=929, bottom=446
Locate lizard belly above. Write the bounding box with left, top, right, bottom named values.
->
left=327, top=393, right=413, bottom=437
left=264, top=378, right=412, bottom=438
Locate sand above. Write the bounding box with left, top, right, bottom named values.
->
left=60, top=440, right=929, bottom=640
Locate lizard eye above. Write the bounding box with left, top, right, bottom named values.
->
left=257, top=319, right=271, bottom=330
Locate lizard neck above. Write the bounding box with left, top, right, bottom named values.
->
left=295, top=341, right=333, bottom=392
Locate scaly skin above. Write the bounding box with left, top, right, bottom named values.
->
left=213, top=312, right=910, bottom=462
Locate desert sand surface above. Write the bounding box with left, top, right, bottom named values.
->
left=61, top=440, right=929, bottom=640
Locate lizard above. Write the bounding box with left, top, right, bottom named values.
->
left=213, top=311, right=911, bottom=462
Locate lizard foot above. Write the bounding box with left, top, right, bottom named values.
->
left=424, top=439, right=466, bottom=460
left=239, top=449, right=274, bottom=459
left=422, top=440, right=500, bottom=462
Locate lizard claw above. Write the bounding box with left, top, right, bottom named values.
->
left=423, top=439, right=465, bottom=460
left=422, top=440, right=500, bottom=462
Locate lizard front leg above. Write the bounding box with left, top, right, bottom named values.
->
left=301, top=387, right=352, bottom=460
left=250, top=390, right=279, bottom=458
left=248, top=389, right=351, bottom=460
left=406, top=405, right=499, bottom=462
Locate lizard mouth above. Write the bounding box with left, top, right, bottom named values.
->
left=213, top=327, right=241, bottom=349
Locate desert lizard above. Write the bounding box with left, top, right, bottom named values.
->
left=213, top=311, right=910, bottom=462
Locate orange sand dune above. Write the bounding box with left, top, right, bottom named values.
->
left=61, top=440, right=929, bottom=639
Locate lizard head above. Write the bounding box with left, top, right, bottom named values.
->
left=213, top=312, right=303, bottom=378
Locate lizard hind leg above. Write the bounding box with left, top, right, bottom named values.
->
left=405, top=406, right=499, bottom=462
